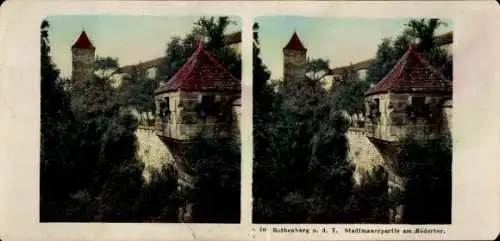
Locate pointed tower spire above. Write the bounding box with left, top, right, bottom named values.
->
left=283, top=31, right=307, bottom=52
left=72, top=30, right=95, bottom=49
left=283, top=30, right=307, bottom=84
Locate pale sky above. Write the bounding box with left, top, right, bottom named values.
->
left=256, top=16, right=453, bottom=80
left=46, top=15, right=241, bottom=78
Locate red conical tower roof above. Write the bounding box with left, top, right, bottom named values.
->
left=283, top=31, right=307, bottom=51
left=365, top=44, right=451, bottom=96
left=72, top=30, right=95, bottom=49
left=155, top=41, right=241, bottom=94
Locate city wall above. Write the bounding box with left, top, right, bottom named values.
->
left=135, top=127, right=174, bottom=181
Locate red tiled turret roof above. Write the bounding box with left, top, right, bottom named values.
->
left=283, top=31, right=307, bottom=51
left=365, top=44, right=451, bottom=96
left=72, top=30, right=95, bottom=49
left=155, top=42, right=240, bottom=94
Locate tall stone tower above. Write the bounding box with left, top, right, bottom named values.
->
left=71, top=30, right=95, bottom=86
left=283, top=31, right=307, bottom=85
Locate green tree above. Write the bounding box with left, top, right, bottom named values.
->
left=397, top=134, right=452, bottom=224
left=119, top=65, right=156, bottom=125
left=94, top=56, right=119, bottom=81
left=365, top=38, right=395, bottom=84
left=158, top=16, right=240, bottom=80
left=195, top=16, right=231, bottom=50
left=182, top=133, right=241, bottom=223
left=252, top=22, right=356, bottom=223
left=61, top=96, right=145, bottom=221
left=148, top=16, right=242, bottom=223
left=330, top=79, right=371, bottom=123
left=405, top=19, right=452, bottom=80
left=70, top=53, right=120, bottom=120
left=339, top=64, right=360, bottom=83
left=392, top=29, right=413, bottom=60
left=406, top=19, right=444, bottom=52
left=194, top=17, right=241, bottom=79
left=158, top=36, right=196, bottom=80
left=307, top=58, right=330, bottom=82
left=346, top=166, right=390, bottom=223
left=40, top=19, right=80, bottom=221
left=135, top=165, right=181, bottom=222
left=41, top=19, right=180, bottom=222
left=366, top=18, right=452, bottom=84
left=252, top=22, right=276, bottom=118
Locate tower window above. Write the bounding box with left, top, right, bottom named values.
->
left=368, top=98, right=381, bottom=120
left=201, top=95, right=216, bottom=115
left=407, top=96, right=431, bottom=118
left=201, top=95, right=215, bottom=106
left=411, top=97, right=426, bottom=114
left=164, top=97, right=170, bottom=111
left=411, top=97, right=425, bottom=106
left=159, top=97, right=170, bottom=118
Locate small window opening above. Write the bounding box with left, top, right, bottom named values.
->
left=201, top=95, right=216, bottom=115
left=164, top=97, right=170, bottom=111
left=159, top=97, right=170, bottom=118
left=411, top=97, right=426, bottom=116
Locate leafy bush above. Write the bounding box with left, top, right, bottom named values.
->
left=397, top=134, right=452, bottom=224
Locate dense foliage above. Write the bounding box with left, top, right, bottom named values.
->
left=40, top=17, right=241, bottom=222
left=158, top=16, right=242, bottom=222
left=253, top=22, right=357, bottom=223
left=183, top=133, right=241, bottom=223
left=306, top=58, right=330, bottom=82
left=158, top=16, right=241, bottom=80
left=366, top=18, right=452, bottom=84
left=330, top=77, right=371, bottom=120
left=41, top=16, right=241, bottom=223
left=397, top=135, right=452, bottom=224
left=119, top=65, right=156, bottom=125
left=253, top=18, right=452, bottom=224
left=40, top=19, right=78, bottom=220
left=346, top=166, right=390, bottom=223
left=40, top=19, right=180, bottom=222
left=329, top=19, right=452, bottom=122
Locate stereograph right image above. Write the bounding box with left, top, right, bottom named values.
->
left=253, top=17, right=453, bottom=224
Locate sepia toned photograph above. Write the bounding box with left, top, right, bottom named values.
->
left=253, top=16, right=453, bottom=224
left=40, top=15, right=242, bottom=223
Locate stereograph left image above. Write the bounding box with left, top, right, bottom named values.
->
left=40, top=15, right=242, bottom=223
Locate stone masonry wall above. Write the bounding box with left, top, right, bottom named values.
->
left=137, top=122, right=387, bottom=186
left=72, top=48, right=95, bottom=84
left=135, top=127, right=174, bottom=181
left=346, top=128, right=385, bottom=184
left=284, top=49, right=306, bottom=84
